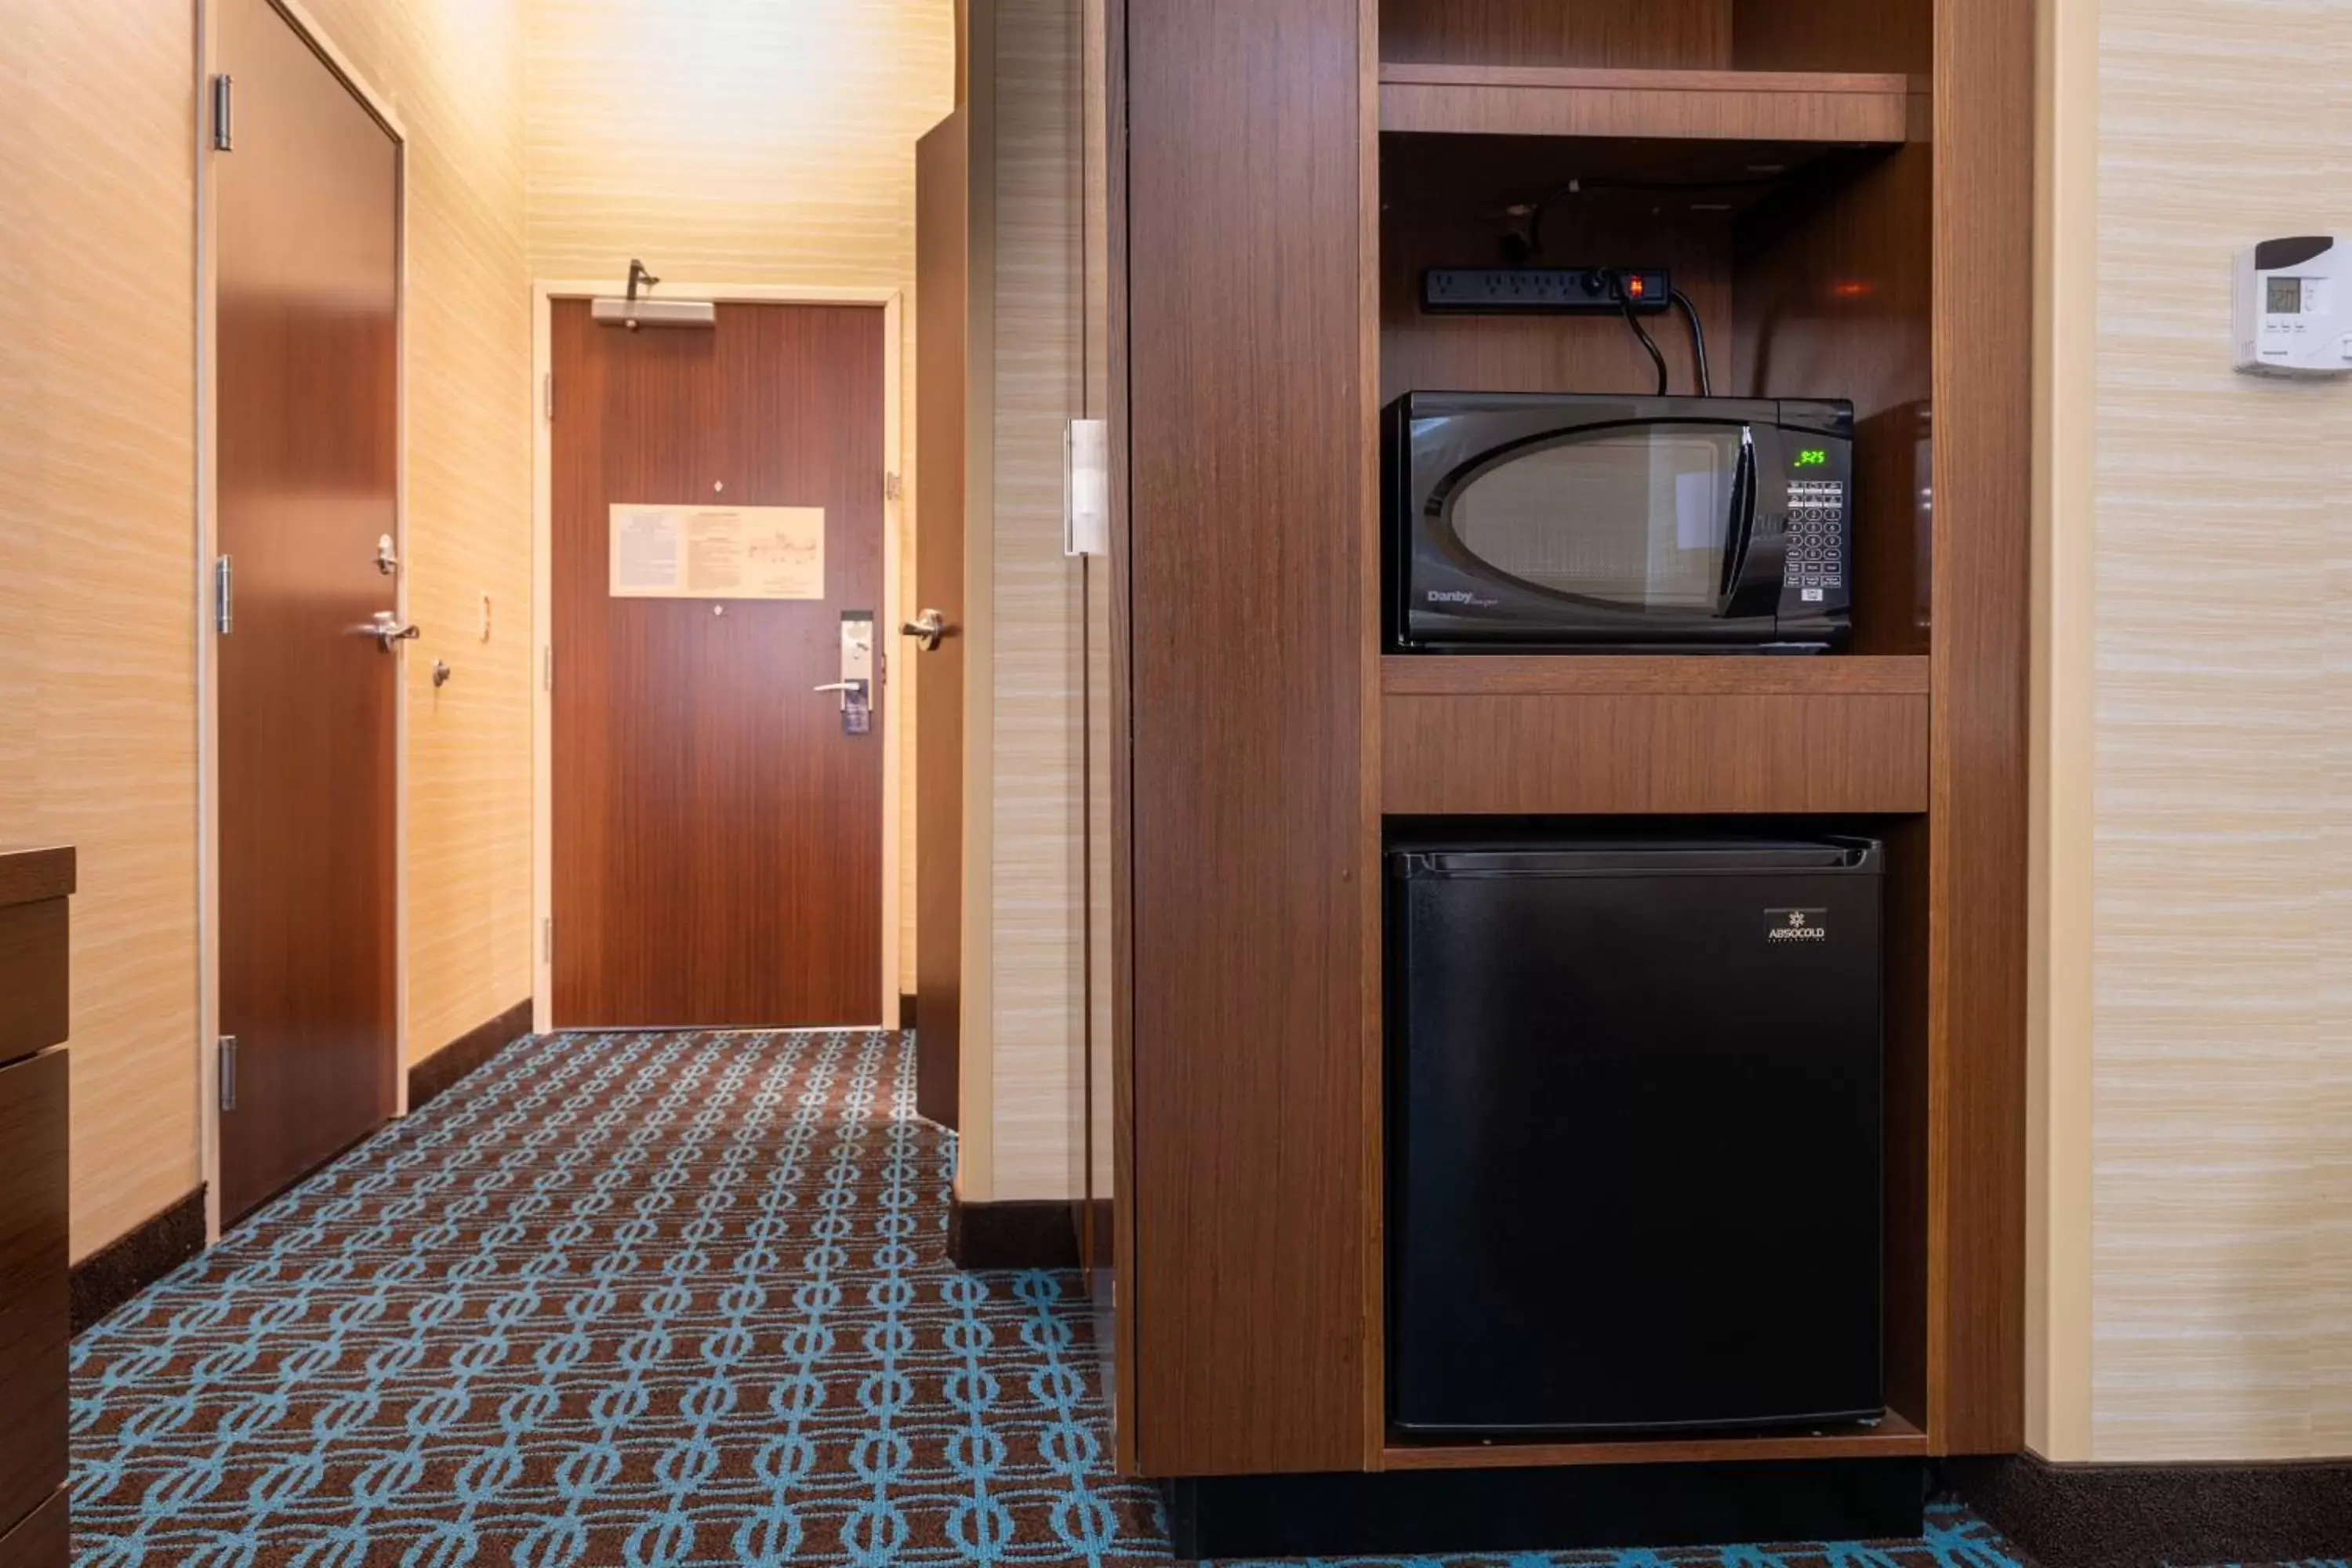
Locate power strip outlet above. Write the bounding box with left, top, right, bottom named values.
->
left=1422, top=267, right=1671, bottom=314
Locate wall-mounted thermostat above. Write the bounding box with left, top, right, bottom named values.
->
left=2235, top=235, right=2352, bottom=376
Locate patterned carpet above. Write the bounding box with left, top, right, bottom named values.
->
left=71, top=1029, right=2028, bottom=1567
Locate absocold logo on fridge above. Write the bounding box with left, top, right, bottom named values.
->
left=1765, top=909, right=1829, bottom=943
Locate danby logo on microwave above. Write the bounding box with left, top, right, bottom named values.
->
left=1766, top=909, right=1830, bottom=944
left=1426, top=590, right=1498, bottom=607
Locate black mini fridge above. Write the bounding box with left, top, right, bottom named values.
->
left=1388, top=836, right=1883, bottom=1436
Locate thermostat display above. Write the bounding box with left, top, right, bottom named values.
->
left=2235, top=235, right=2352, bottom=376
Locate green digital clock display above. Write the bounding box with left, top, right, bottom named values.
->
left=1794, top=448, right=1829, bottom=468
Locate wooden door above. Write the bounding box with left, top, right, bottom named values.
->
left=551, top=302, right=887, bottom=1029
left=914, top=111, right=968, bottom=1126
left=216, top=0, right=401, bottom=1226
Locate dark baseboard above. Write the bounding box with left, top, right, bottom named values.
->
left=946, top=1196, right=1080, bottom=1270
left=1166, top=1460, right=1924, bottom=1561
left=407, top=999, right=532, bottom=1112
left=1951, top=1451, right=2352, bottom=1568
left=898, top=992, right=917, bottom=1029
left=71, top=1185, right=206, bottom=1336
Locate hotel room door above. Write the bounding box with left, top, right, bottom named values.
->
left=550, top=301, right=887, bottom=1029
left=913, top=110, right=967, bottom=1127
left=214, top=0, right=401, bottom=1224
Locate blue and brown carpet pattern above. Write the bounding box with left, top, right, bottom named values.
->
left=71, top=1029, right=2027, bottom=1567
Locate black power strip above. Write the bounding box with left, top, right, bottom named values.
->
left=1422, top=267, right=1671, bottom=314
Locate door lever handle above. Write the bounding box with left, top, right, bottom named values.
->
left=368, top=611, right=421, bottom=652
left=900, top=608, right=950, bottom=652
left=814, top=677, right=871, bottom=726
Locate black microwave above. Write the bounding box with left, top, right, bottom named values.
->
left=1385, top=391, right=1855, bottom=653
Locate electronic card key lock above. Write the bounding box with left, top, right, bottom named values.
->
left=815, top=610, right=876, bottom=735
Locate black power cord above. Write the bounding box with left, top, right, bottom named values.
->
left=1670, top=287, right=1712, bottom=396
left=1621, top=296, right=1669, bottom=396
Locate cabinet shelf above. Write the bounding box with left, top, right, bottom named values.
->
left=1384, top=655, right=1930, bottom=699
left=1379, top=64, right=1922, bottom=145
left=1382, top=1410, right=1928, bottom=1472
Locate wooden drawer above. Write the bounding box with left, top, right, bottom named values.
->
left=0, top=905, right=67, bottom=1071
left=1384, top=691, right=1930, bottom=815
left=0, top=1048, right=67, bottom=1546
left=0, top=1486, right=64, bottom=1568
left=0, top=849, right=73, bottom=1071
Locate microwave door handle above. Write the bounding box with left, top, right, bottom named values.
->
left=1718, top=424, right=1759, bottom=610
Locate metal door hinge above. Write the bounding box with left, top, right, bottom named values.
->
left=217, top=1036, right=238, bottom=1111
left=542, top=645, right=553, bottom=691
left=214, top=554, right=234, bottom=634
left=542, top=916, right=553, bottom=965
left=884, top=471, right=902, bottom=502
left=543, top=371, right=554, bottom=422
left=212, top=74, right=235, bottom=151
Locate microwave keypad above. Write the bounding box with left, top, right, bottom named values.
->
left=1784, top=480, right=1847, bottom=596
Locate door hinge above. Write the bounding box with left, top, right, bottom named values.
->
left=884, top=471, right=902, bottom=502
left=543, top=916, right=553, bottom=965
left=217, top=1036, right=238, bottom=1111
left=212, top=74, right=235, bottom=152
left=542, top=645, right=553, bottom=691
left=214, top=554, right=234, bottom=634
left=543, top=370, right=554, bottom=422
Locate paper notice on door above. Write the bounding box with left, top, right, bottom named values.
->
left=609, top=505, right=825, bottom=600
left=612, top=507, right=683, bottom=593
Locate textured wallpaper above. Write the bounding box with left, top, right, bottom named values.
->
left=2087, top=0, right=2352, bottom=1460
left=2, top=0, right=205, bottom=1262
left=985, top=0, right=1088, bottom=1200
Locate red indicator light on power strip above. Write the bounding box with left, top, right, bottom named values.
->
left=1624, top=274, right=1648, bottom=300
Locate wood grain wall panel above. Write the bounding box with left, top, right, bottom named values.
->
left=1928, top=0, right=2034, bottom=1456
left=522, top=0, right=955, bottom=996
left=1383, top=694, right=1929, bottom=815
left=1380, top=168, right=1732, bottom=406
left=1127, top=0, right=1369, bottom=1476
left=2081, top=0, right=2352, bottom=1463
left=1730, top=1, right=1934, bottom=74
left=1733, top=143, right=1933, bottom=657
left=1380, top=0, right=1732, bottom=71
left=288, top=0, right=539, bottom=1072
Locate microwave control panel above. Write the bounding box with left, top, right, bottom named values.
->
left=1783, top=479, right=1847, bottom=602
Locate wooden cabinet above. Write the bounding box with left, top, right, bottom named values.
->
left=0, top=849, right=71, bottom=1568
left=1111, top=0, right=2031, bottom=1485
